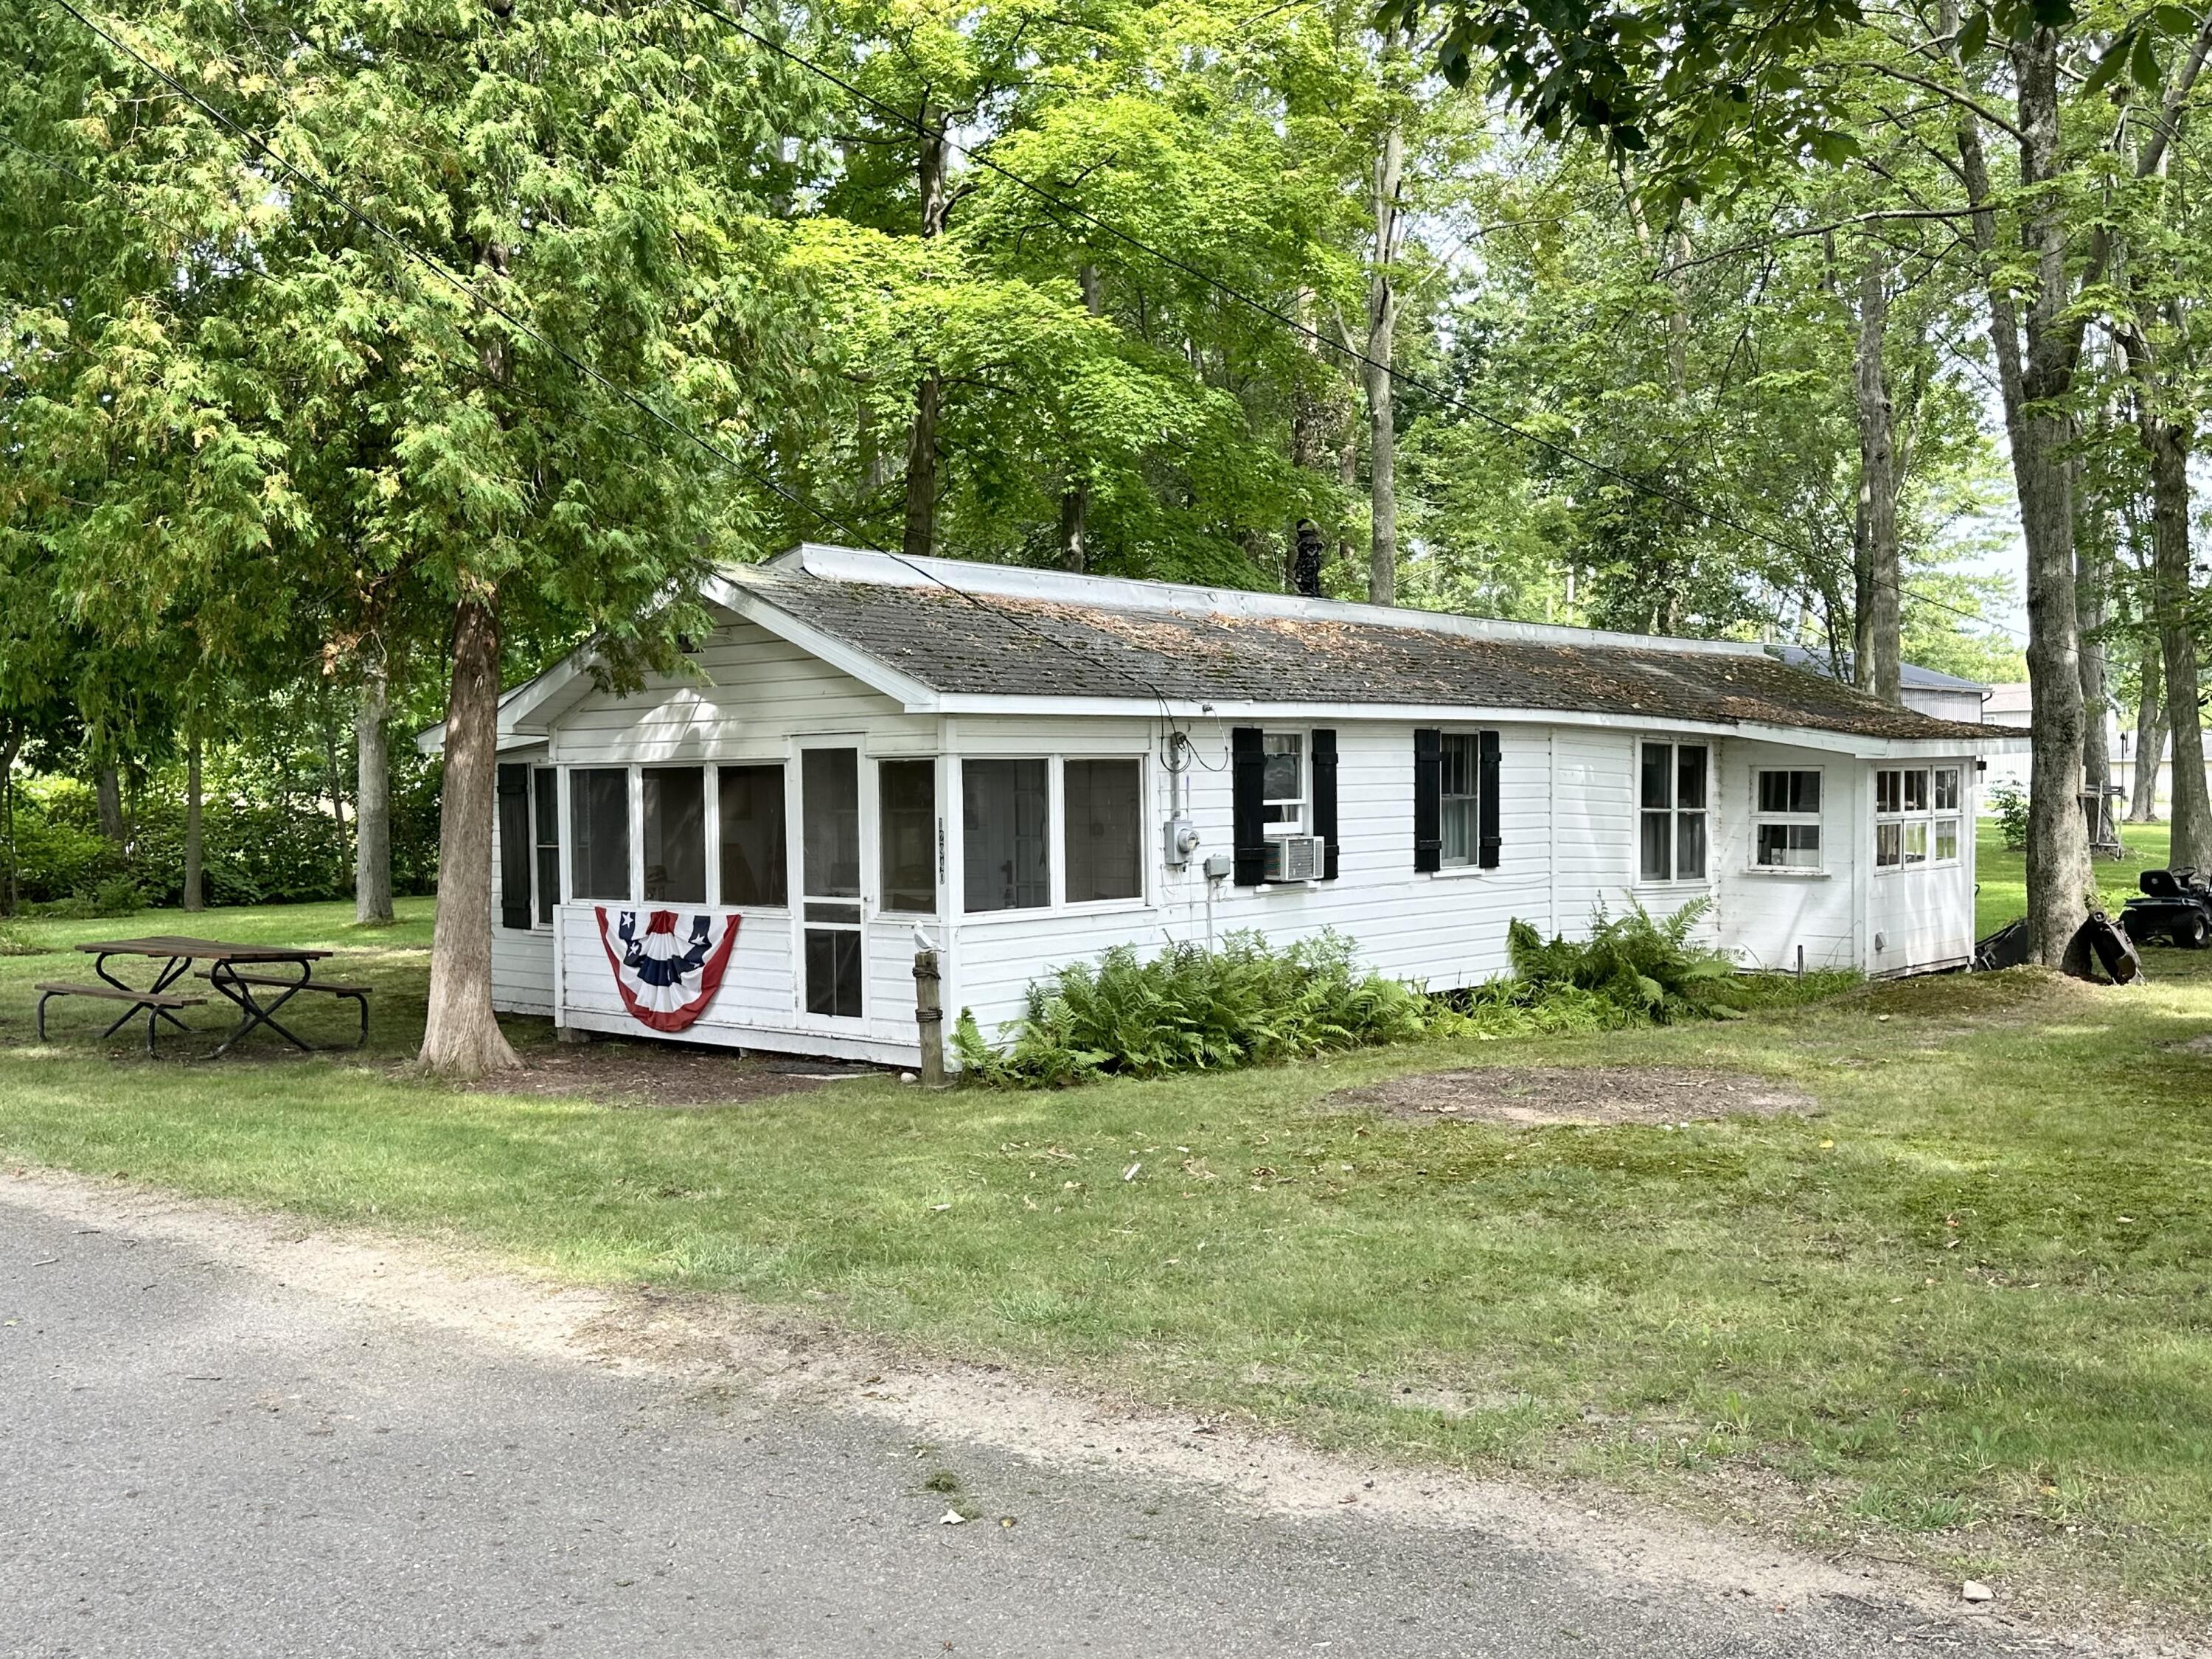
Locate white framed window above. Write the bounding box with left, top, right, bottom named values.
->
left=1262, top=731, right=1306, bottom=838
left=1439, top=733, right=1481, bottom=867
left=1874, top=765, right=1963, bottom=871
left=1063, top=757, right=1144, bottom=904
left=1638, top=740, right=1708, bottom=882
left=1751, top=768, right=1823, bottom=871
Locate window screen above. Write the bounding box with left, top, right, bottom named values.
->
left=1262, top=733, right=1304, bottom=835
left=879, top=759, right=937, bottom=913
left=1064, top=759, right=1141, bottom=903
left=569, top=768, right=631, bottom=900
left=964, top=759, right=1049, bottom=911
left=532, top=770, right=560, bottom=923
left=641, top=768, right=706, bottom=903
left=717, top=764, right=787, bottom=906
left=801, top=748, right=860, bottom=899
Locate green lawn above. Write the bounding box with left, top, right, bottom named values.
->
left=1, top=838, right=2208, bottom=1615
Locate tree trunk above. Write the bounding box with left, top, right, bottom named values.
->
left=2130, top=633, right=2166, bottom=823
left=1363, top=69, right=1405, bottom=608
left=355, top=653, right=394, bottom=925
left=419, top=596, right=519, bottom=1077
left=0, top=722, right=18, bottom=917
left=96, top=764, right=125, bottom=849
left=183, top=731, right=204, bottom=911
left=2143, top=403, right=2212, bottom=868
left=1850, top=248, right=1901, bottom=703
left=1947, top=10, right=2095, bottom=963
left=2075, top=485, right=2112, bottom=821
left=902, top=106, right=949, bottom=565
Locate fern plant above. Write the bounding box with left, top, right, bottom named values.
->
left=954, top=930, right=1436, bottom=1087
left=1506, top=897, right=1741, bottom=1023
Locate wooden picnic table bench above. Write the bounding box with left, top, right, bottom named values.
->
left=36, top=936, right=371, bottom=1057
left=36, top=981, right=208, bottom=1056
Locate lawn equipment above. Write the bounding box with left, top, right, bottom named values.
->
left=2120, top=867, right=2212, bottom=949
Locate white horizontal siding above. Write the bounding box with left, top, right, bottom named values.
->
left=490, top=612, right=1986, bottom=1060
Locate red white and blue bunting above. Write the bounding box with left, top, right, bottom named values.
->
left=593, top=908, right=740, bottom=1032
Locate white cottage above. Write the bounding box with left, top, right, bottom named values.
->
left=435, top=545, right=2026, bottom=1068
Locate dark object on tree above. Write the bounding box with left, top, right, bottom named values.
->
left=2121, top=867, right=2212, bottom=950
left=1293, top=519, right=1324, bottom=597
left=2079, top=909, right=2143, bottom=985
left=1972, top=919, right=2031, bottom=973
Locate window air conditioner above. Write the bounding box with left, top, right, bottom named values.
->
left=1265, top=835, right=1325, bottom=883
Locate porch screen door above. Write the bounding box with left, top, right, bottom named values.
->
left=801, top=747, right=863, bottom=1018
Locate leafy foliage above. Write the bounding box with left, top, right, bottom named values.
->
left=1505, top=899, right=1746, bottom=1023
left=1989, top=783, right=2032, bottom=853
left=953, top=931, right=1439, bottom=1086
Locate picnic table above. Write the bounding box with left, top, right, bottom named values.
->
left=36, top=936, right=371, bottom=1057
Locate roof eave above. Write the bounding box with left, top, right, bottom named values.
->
left=706, top=572, right=944, bottom=712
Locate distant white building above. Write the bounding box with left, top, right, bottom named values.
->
left=1982, top=682, right=2183, bottom=816
left=1767, top=647, right=1991, bottom=726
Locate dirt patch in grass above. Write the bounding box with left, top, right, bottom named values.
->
left=1332, top=1065, right=1817, bottom=1127
left=464, top=1039, right=883, bottom=1108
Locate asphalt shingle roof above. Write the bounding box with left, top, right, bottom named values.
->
left=733, top=566, right=1998, bottom=745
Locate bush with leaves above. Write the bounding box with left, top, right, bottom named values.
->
left=953, top=930, right=1439, bottom=1087
left=1505, top=898, right=1745, bottom=1023
left=1987, top=782, right=2029, bottom=852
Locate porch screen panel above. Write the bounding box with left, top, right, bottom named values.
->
left=497, top=765, right=533, bottom=928
left=1064, top=759, right=1141, bottom=903
left=964, top=759, right=1049, bottom=911
left=717, top=764, right=787, bottom=906
left=879, top=759, right=937, bottom=914
left=801, top=749, right=861, bottom=898
left=641, top=768, right=706, bottom=903
left=570, top=768, right=631, bottom=900
left=532, top=770, right=560, bottom=923
left=801, top=748, right=863, bottom=1019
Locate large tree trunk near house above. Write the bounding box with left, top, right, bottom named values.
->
left=1949, top=13, right=2095, bottom=963
left=902, top=106, right=950, bottom=564
left=1851, top=249, right=1901, bottom=704
left=1363, top=55, right=1405, bottom=607
left=2143, top=404, right=2212, bottom=869
left=419, top=595, right=519, bottom=1077
left=2131, top=634, right=2166, bottom=822
left=183, top=731, right=204, bottom=911
left=96, top=764, right=125, bottom=849
left=355, top=653, right=394, bottom=925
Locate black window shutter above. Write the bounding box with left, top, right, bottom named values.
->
left=1413, top=728, right=1442, bottom=873
left=1311, top=728, right=1339, bottom=880
left=1231, top=726, right=1267, bottom=886
left=497, top=763, right=533, bottom=929
left=1477, top=730, right=1502, bottom=869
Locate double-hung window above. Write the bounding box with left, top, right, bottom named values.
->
left=498, top=762, right=562, bottom=928
left=1638, top=741, right=1708, bottom=882
left=1752, top=770, right=1823, bottom=870
left=1262, top=733, right=1305, bottom=838
left=1439, top=734, right=1481, bottom=866
left=1874, top=765, right=1962, bottom=870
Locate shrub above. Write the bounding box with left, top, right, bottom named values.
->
left=953, top=930, right=1440, bottom=1087
left=1504, top=898, right=1744, bottom=1023
left=1989, top=782, right=2030, bottom=851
